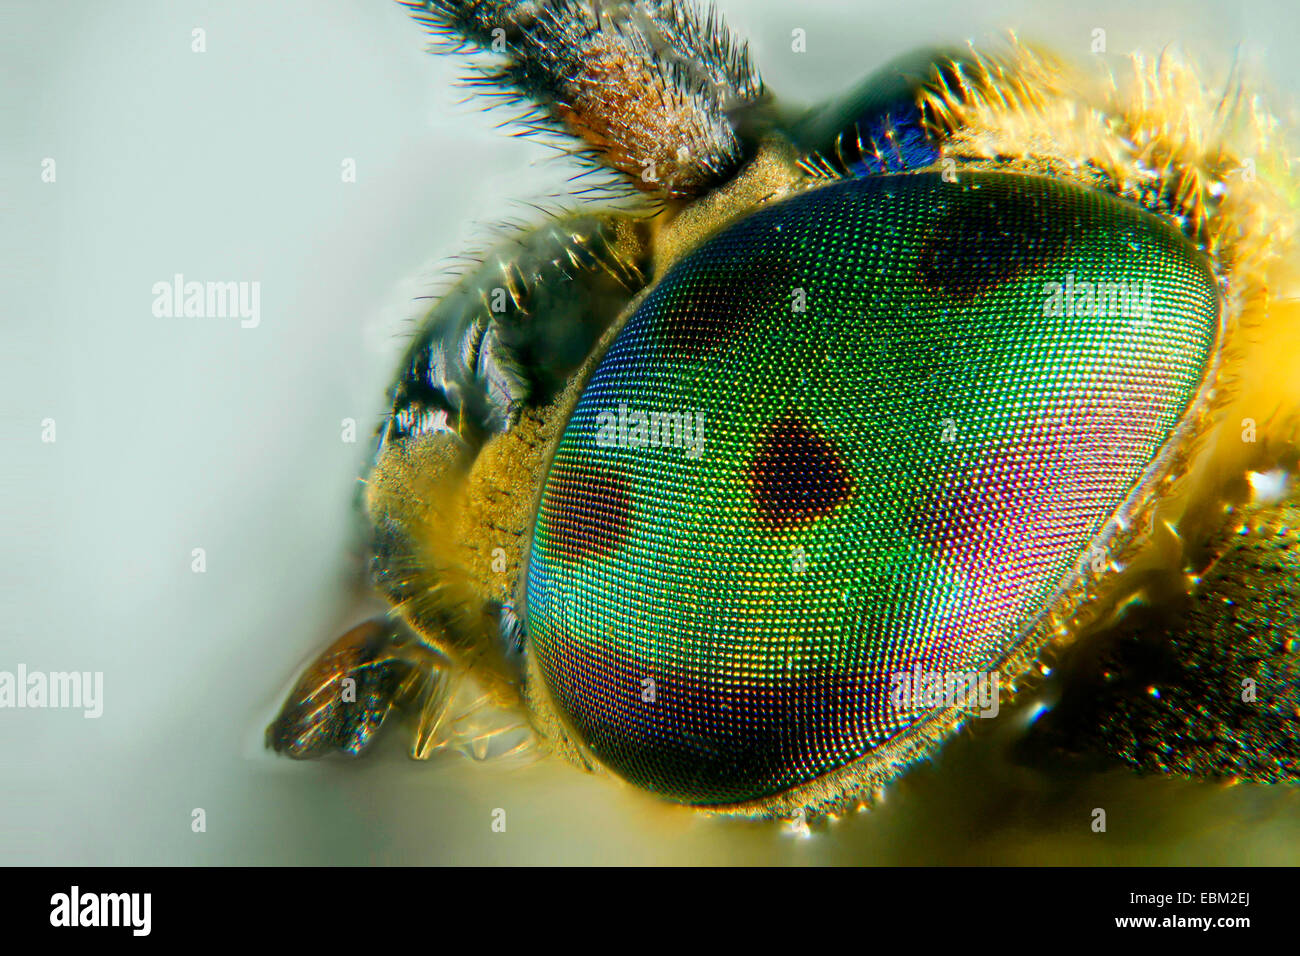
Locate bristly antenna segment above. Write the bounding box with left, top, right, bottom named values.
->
left=400, top=0, right=767, bottom=200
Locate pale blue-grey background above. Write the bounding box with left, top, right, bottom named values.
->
left=4, top=0, right=1299, bottom=864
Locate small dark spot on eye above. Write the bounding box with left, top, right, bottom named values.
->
left=654, top=250, right=795, bottom=358
left=544, top=460, right=632, bottom=560
left=749, top=417, right=852, bottom=529
left=917, top=184, right=1081, bottom=300
left=909, top=464, right=1015, bottom=553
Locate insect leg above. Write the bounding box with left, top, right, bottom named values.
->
left=266, top=617, right=448, bottom=758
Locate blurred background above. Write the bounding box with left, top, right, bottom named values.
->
left=4, top=0, right=1300, bottom=864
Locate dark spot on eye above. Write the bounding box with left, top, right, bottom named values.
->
left=917, top=185, right=1081, bottom=301
left=544, top=460, right=632, bottom=560
left=654, top=250, right=795, bottom=358
left=909, top=467, right=1014, bottom=553
left=749, top=417, right=852, bottom=529
left=909, top=448, right=1038, bottom=557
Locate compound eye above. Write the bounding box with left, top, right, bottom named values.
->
left=524, top=171, right=1219, bottom=808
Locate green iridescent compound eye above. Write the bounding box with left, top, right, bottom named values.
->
left=523, top=171, right=1219, bottom=807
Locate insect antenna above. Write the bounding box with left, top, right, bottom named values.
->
left=398, top=0, right=768, bottom=201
